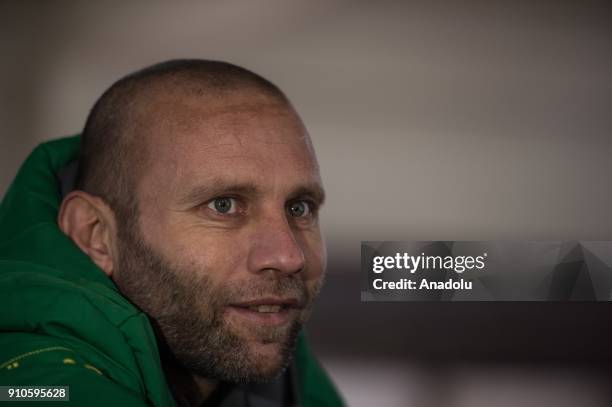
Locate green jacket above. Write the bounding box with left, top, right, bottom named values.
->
left=0, top=136, right=343, bottom=407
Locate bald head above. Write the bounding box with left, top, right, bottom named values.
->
left=60, top=60, right=325, bottom=390
left=76, top=59, right=291, bottom=217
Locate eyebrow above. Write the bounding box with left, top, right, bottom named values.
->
left=177, top=180, right=259, bottom=206
left=290, top=184, right=326, bottom=205
left=176, top=179, right=325, bottom=207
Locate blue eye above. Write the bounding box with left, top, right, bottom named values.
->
left=287, top=201, right=311, bottom=218
left=208, top=197, right=237, bottom=214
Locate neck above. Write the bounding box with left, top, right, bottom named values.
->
left=163, top=360, right=219, bottom=406
left=151, top=324, right=219, bottom=406
left=192, top=374, right=219, bottom=403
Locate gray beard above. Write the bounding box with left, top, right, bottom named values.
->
left=112, top=221, right=313, bottom=383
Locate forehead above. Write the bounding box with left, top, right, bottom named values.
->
left=137, top=92, right=320, bottom=198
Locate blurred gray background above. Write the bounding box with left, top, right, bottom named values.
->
left=2, top=1, right=612, bottom=406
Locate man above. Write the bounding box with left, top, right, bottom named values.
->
left=0, top=60, right=343, bottom=406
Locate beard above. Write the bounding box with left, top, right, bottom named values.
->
left=111, top=215, right=319, bottom=383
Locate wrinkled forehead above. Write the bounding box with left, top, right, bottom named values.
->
left=134, top=91, right=320, bottom=196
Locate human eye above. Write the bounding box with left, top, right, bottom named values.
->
left=286, top=200, right=317, bottom=219
left=207, top=197, right=238, bottom=215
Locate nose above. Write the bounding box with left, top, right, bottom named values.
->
left=247, top=212, right=306, bottom=276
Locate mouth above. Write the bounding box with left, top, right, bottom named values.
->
left=225, top=298, right=302, bottom=327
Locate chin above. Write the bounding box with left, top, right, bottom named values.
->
left=226, top=336, right=295, bottom=383
left=248, top=341, right=289, bottom=374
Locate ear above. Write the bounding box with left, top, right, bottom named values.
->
left=57, top=191, right=118, bottom=277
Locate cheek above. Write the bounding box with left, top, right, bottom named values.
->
left=155, top=228, right=248, bottom=282
left=301, top=233, right=326, bottom=284
left=195, top=248, right=243, bottom=281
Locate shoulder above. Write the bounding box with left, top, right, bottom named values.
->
left=0, top=332, right=150, bottom=406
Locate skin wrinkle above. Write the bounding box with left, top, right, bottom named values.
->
left=70, top=62, right=328, bottom=405
left=148, top=115, right=318, bottom=216
left=108, top=85, right=326, bottom=404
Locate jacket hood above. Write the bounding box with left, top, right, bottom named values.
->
left=0, top=135, right=176, bottom=406
left=0, top=135, right=343, bottom=407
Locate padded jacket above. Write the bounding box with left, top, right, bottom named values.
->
left=0, top=136, right=343, bottom=407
